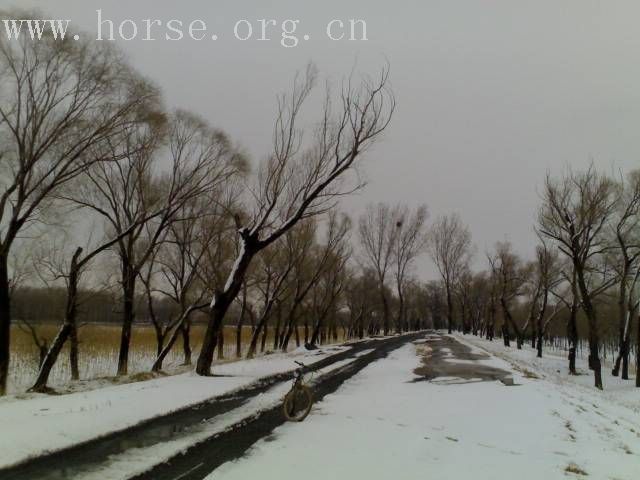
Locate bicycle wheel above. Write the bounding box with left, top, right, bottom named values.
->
left=283, top=384, right=313, bottom=421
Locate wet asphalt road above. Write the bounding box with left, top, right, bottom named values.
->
left=413, top=333, right=515, bottom=386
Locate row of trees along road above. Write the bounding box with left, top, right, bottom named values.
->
left=0, top=13, right=399, bottom=395
left=439, top=167, right=640, bottom=390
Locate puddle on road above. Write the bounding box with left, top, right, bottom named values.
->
left=412, top=335, right=517, bottom=386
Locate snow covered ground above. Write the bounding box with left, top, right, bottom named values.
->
left=210, top=335, right=640, bottom=480
left=458, top=333, right=639, bottom=412
left=0, top=344, right=349, bottom=469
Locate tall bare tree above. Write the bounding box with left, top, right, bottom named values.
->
left=427, top=213, right=472, bottom=333
left=195, top=64, right=394, bottom=375
left=358, top=203, right=399, bottom=335
left=309, top=214, right=351, bottom=345
left=30, top=219, right=157, bottom=392
left=0, top=17, right=159, bottom=394
left=392, top=204, right=428, bottom=332
left=531, top=240, right=563, bottom=358
left=538, top=166, right=618, bottom=389
left=73, top=110, right=242, bottom=375
left=609, top=170, right=640, bottom=379
left=245, top=240, right=296, bottom=358
left=488, top=241, right=528, bottom=348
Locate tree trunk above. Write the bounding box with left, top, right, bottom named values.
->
left=30, top=325, right=71, bottom=392
left=247, top=298, right=275, bottom=358
left=31, top=248, right=82, bottom=392
left=536, top=331, right=543, bottom=358
left=281, top=316, right=296, bottom=351
left=502, top=321, right=511, bottom=347
left=0, top=252, right=11, bottom=396
left=396, top=280, right=404, bottom=334
left=260, top=324, right=268, bottom=352
left=612, top=277, right=628, bottom=377
left=380, top=287, right=391, bottom=335
left=181, top=321, right=192, bottom=365
left=273, top=307, right=282, bottom=350
left=576, top=266, right=603, bottom=390
left=153, top=324, right=164, bottom=357
left=117, top=265, right=136, bottom=376
left=235, top=284, right=248, bottom=358
left=247, top=312, right=268, bottom=359
left=446, top=286, right=453, bottom=334
left=152, top=306, right=200, bottom=372
left=620, top=336, right=630, bottom=380
left=69, top=322, right=80, bottom=380
left=196, top=236, right=257, bottom=376
left=217, top=327, right=224, bottom=360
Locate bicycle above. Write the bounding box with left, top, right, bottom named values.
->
left=283, top=360, right=314, bottom=421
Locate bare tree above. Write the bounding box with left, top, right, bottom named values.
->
left=278, top=213, right=351, bottom=351
left=146, top=186, right=240, bottom=369
left=455, top=266, right=474, bottom=334
left=609, top=170, right=640, bottom=379
left=309, top=214, right=351, bottom=345
left=531, top=240, right=563, bottom=358
left=30, top=214, right=161, bottom=392
left=392, top=204, right=428, bottom=332
left=245, top=240, right=296, bottom=358
left=427, top=213, right=472, bottom=333
left=0, top=17, right=159, bottom=394
left=344, top=268, right=379, bottom=339
left=195, top=64, right=394, bottom=375
left=488, top=241, right=528, bottom=348
left=73, top=110, right=242, bottom=375
left=358, top=203, right=398, bottom=335
left=538, top=166, right=618, bottom=389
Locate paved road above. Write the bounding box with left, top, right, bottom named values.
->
left=413, top=333, right=515, bottom=385
left=0, top=332, right=425, bottom=480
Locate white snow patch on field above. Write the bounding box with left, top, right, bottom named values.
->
left=209, top=339, right=639, bottom=480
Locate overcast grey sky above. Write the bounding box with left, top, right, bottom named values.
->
left=3, top=0, right=639, bottom=279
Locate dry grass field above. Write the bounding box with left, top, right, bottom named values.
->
left=8, top=323, right=340, bottom=394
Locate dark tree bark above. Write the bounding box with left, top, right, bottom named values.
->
left=576, top=265, right=603, bottom=389
left=247, top=308, right=271, bottom=358
left=0, top=253, right=10, bottom=395
left=69, top=322, right=80, bottom=380
left=117, top=263, right=137, bottom=376
left=260, top=323, right=268, bottom=353
left=181, top=321, right=192, bottom=365
left=196, top=234, right=257, bottom=375
left=217, top=327, right=225, bottom=360
left=152, top=304, right=205, bottom=372
left=446, top=287, right=454, bottom=334
left=235, top=283, right=249, bottom=358
left=502, top=321, right=511, bottom=347
left=30, top=248, right=83, bottom=392
left=567, top=301, right=579, bottom=375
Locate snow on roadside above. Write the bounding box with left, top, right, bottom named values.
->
left=455, top=333, right=640, bottom=413
left=0, top=345, right=349, bottom=470
left=209, top=339, right=639, bottom=480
